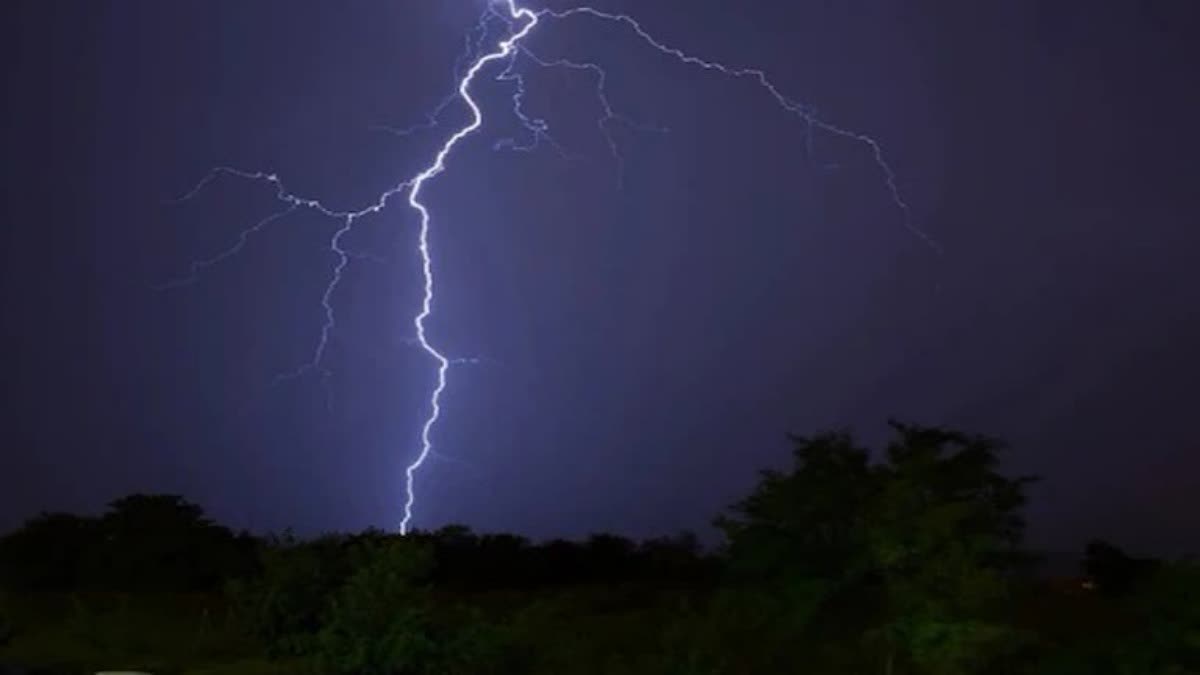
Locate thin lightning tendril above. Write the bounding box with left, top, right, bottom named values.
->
left=155, top=204, right=298, bottom=291
left=538, top=6, right=941, bottom=252
left=514, top=46, right=669, bottom=187
left=370, top=9, right=498, bottom=140
left=493, top=51, right=575, bottom=159
left=168, top=167, right=412, bottom=393
left=165, top=0, right=938, bottom=536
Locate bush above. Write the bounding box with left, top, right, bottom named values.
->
left=225, top=533, right=354, bottom=657
left=315, top=539, right=513, bottom=675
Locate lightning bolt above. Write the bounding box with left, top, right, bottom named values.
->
left=399, top=0, right=542, bottom=535
left=165, top=0, right=938, bottom=536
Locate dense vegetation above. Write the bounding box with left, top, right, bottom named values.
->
left=0, top=422, right=1195, bottom=674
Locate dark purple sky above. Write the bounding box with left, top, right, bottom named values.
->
left=3, top=0, right=1198, bottom=555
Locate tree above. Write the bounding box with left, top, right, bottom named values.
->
left=0, top=512, right=102, bottom=590
left=1083, top=540, right=1161, bottom=597
left=96, top=494, right=256, bottom=591
left=227, top=532, right=356, bottom=658
left=316, top=538, right=511, bottom=675
left=718, top=422, right=1036, bottom=674
left=866, top=423, right=1035, bottom=674
left=1109, top=561, right=1200, bottom=674
left=717, top=429, right=876, bottom=583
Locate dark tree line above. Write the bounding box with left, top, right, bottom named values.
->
left=0, top=422, right=1196, bottom=674
left=0, top=494, right=258, bottom=593
left=0, top=501, right=714, bottom=596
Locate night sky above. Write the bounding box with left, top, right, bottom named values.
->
left=3, top=0, right=1198, bottom=555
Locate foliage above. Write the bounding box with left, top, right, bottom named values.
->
left=312, top=538, right=436, bottom=674
left=0, top=423, right=1191, bottom=675
left=97, top=494, right=259, bottom=592
left=718, top=422, right=1036, bottom=674
left=0, top=595, right=12, bottom=648
left=181, top=657, right=307, bottom=675
left=224, top=532, right=515, bottom=674
left=717, top=429, right=876, bottom=583
left=0, top=592, right=255, bottom=673
left=870, top=423, right=1035, bottom=674
left=0, top=495, right=257, bottom=594
left=0, top=513, right=102, bottom=591
left=1084, top=539, right=1162, bottom=597
left=224, top=532, right=355, bottom=657
left=1110, top=561, right=1200, bottom=674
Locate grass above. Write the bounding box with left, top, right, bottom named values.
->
left=0, top=592, right=265, bottom=674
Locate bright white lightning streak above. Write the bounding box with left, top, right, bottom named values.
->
left=399, top=0, right=541, bottom=535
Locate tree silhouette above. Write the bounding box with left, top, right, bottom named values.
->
left=3, top=423, right=1193, bottom=675
left=717, top=429, right=876, bottom=583
left=0, top=495, right=255, bottom=592
left=1083, top=539, right=1160, bottom=596
left=866, top=423, right=1035, bottom=675
left=95, top=494, right=256, bottom=591
left=717, top=422, right=1036, bottom=674
left=0, top=512, right=101, bottom=590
